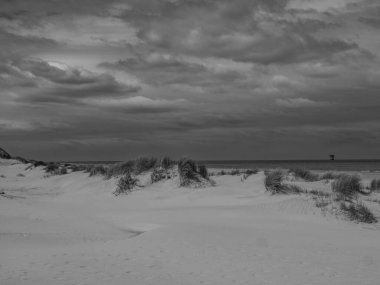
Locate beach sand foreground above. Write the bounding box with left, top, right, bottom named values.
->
left=1, top=158, right=380, bottom=285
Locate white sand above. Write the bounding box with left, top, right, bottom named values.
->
left=1, top=159, right=380, bottom=285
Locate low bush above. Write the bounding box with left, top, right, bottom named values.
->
left=332, top=174, right=362, bottom=201
left=178, top=158, right=198, bottom=186
left=0, top=174, right=6, bottom=178
left=70, top=164, right=88, bottom=172
left=160, top=156, right=174, bottom=169
left=134, top=157, right=157, bottom=174
left=151, top=167, right=172, bottom=183
left=340, top=202, right=377, bottom=224
left=265, top=170, right=285, bottom=194
left=106, top=161, right=134, bottom=178
left=320, top=172, right=343, bottom=180
left=370, top=179, right=380, bottom=192
left=89, top=165, right=108, bottom=176
left=31, top=160, right=47, bottom=167
left=245, top=169, right=258, bottom=175
left=45, top=163, right=60, bottom=173
left=17, top=173, right=25, bottom=177
left=113, top=173, right=138, bottom=196
left=289, top=168, right=319, bottom=182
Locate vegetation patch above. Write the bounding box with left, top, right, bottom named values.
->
left=264, top=170, right=286, bottom=194
left=340, top=202, right=377, bottom=224
left=113, top=173, right=138, bottom=196
left=134, top=157, right=158, bottom=174
left=151, top=167, right=173, bottom=183
left=289, top=168, right=319, bottom=182
left=332, top=174, right=362, bottom=201
left=178, top=158, right=199, bottom=186
left=320, top=172, right=344, bottom=180
left=89, top=165, right=108, bottom=177
left=370, top=179, right=380, bottom=192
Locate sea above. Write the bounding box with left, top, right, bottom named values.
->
left=67, top=160, right=380, bottom=172
left=200, top=160, right=380, bottom=172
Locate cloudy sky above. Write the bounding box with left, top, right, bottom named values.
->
left=1, top=0, right=380, bottom=161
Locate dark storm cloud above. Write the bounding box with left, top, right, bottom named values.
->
left=1, top=58, right=141, bottom=105
left=1, top=0, right=380, bottom=160
left=117, top=0, right=358, bottom=64
left=99, top=53, right=247, bottom=87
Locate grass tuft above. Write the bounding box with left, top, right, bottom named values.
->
left=113, top=173, right=138, bottom=196
left=332, top=174, right=362, bottom=201
left=370, top=179, right=380, bottom=192
left=340, top=202, right=377, bottom=223
left=89, top=165, right=108, bottom=177
left=134, top=157, right=158, bottom=174
left=178, top=158, right=199, bottom=186
left=265, top=170, right=285, bottom=194
left=289, top=168, right=319, bottom=182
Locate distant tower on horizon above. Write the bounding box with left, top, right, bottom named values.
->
left=330, top=154, right=335, bottom=161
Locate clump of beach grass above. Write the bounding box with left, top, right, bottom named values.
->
left=339, top=202, right=377, bottom=224
left=332, top=174, right=362, bottom=201
left=370, top=179, right=380, bottom=192
left=289, top=168, right=319, bottom=182
left=150, top=167, right=173, bottom=183
left=178, top=158, right=199, bottom=186
left=105, top=161, right=134, bottom=179
left=160, top=156, right=174, bottom=169
left=265, top=170, right=286, bottom=194
left=89, top=165, right=108, bottom=177
left=134, top=157, right=158, bottom=174
left=320, top=172, right=343, bottom=180
left=113, top=173, right=138, bottom=196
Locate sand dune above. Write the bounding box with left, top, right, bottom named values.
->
left=1, top=159, right=380, bottom=285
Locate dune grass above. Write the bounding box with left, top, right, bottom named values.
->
left=264, top=170, right=286, bottom=194
left=370, top=179, right=380, bottom=192
left=216, top=169, right=258, bottom=176
left=178, top=158, right=199, bottom=186
left=289, top=168, right=319, bottom=182
left=332, top=174, right=362, bottom=201
left=113, top=173, right=138, bottom=196
left=320, top=172, right=344, bottom=180
left=340, top=202, right=377, bottom=223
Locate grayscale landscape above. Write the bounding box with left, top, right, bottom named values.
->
left=1, top=1, right=380, bottom=284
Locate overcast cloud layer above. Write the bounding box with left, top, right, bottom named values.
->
left=1, top=0, right=380, bottom=160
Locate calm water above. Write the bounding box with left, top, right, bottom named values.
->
left=66, top=160, right=380, bottom=172
left=200, top=160, right=380, bottom=172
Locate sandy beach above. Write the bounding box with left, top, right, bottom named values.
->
left=1, top=158, right=380, bottom=285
